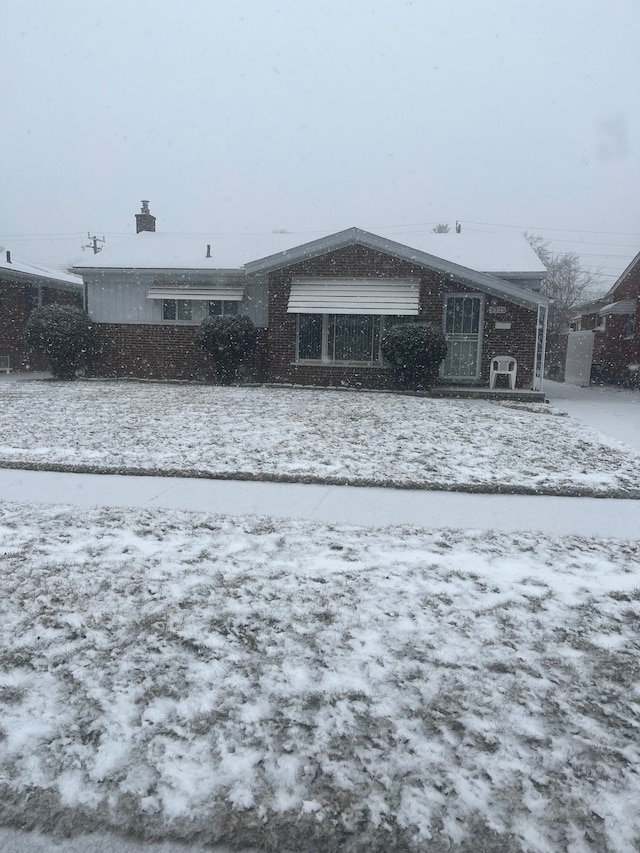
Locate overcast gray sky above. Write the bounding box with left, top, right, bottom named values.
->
left=1, top=0, right=638, bottom=286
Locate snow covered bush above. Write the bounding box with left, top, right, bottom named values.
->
left=381, top=322, right=447, bottom=390
left=195, top=314, right=257, bottom=384
left=25, top=304, right=96, bottom=380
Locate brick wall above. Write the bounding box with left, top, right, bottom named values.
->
left=0, top=282, right=79, bottom=372
left=592, top=316, right=639, bottom=383
left=612, top=262, right=640, bottom=303
left=266, top=244, right=539, bottom=389
left=93, top=323, right=268, bottom=382
left=482, top=304, right=537, bottom=387
left=586, top=262, right=639, bottom=384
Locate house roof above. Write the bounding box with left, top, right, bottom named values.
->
left=72, top=228, right=545, bottom=275
left=71, top=227, right=548, bottom=310
left=0, top=253, right=82, bottom=288
left=245, top=228, right=548, bottom=309
left=72, top=234, right=222, bottom=271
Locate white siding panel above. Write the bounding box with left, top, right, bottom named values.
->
left=88, top=274, right=160, bottom=324
left=87, top=272, right=263, bottom=325
left=244, top=274, right=268, bottom=327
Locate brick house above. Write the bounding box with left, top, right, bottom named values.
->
left=567, top=251, right=639, bottom=385
left=0, top=250, right=83, bottom=373
left=73, top=203, right=549, bottom=390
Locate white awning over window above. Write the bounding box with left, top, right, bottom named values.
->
left=147, top=286, right=244, bottom=301
left=599, top=300, right=637, bottom=316
left=287, top=277, right=420, bottom=315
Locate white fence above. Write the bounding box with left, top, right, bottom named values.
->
left=564, top=331, right=594, bottom=386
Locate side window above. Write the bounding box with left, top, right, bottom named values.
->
left=208, top=300, right=238, bottom=317
left=163, top=299, right=193, bottom=322
left=177, top=300, right=192, bottom=321
left=162, top=299, right=177, bottom=321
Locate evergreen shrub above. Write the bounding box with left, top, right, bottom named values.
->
left=195, top=314, right=257, bottom=384
left=381, top=322, right=448, bottom=390
left=25, top=304, right=96, bottom=380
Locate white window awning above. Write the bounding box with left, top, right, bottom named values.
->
left=287, top=277, right=420, bottom=315
left=147, top=286, right=244, bottom=301
left=599, top=300, right=637, bottom=316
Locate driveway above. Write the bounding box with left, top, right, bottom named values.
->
left=544, top=378, right=640, bottom=451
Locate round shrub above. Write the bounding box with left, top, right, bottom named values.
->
left=25, top=304, right=96, bottom=380
left=381, top=322, right=448, bottom=389
left=195, top=314, right=257, bottom=384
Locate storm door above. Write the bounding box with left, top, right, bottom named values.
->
left=442, top=295, right=483, bottom=379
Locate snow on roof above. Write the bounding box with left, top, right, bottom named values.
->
left=71, top=228, right=546, bottom=276
left=385, top=230, right=547, bottom=275
left=0, top=253, right=82, bottom=287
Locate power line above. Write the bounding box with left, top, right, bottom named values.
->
left=0, top=233, right=85, bottom=241
left=462, top=220, right=640, bottom=238
left=4, top=221, right=640, bottom=240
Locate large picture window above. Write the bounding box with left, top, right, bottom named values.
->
left=296, top=314, right=408, bottom=364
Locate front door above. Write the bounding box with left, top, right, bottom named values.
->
left=442, top=295, right=483, bottom=380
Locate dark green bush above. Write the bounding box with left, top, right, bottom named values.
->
left=195, top=314, right=257, bottom=384
left=381, top=322, right=448, bottom=389
left=25, top=304, right=97, bottom=380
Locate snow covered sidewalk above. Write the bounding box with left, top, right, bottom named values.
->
left=0, top=466, right=638, bottom=537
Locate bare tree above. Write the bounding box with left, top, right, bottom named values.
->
left=432, top=223, right=450, bottom=233
left=526, top=233, right=604, bottom=378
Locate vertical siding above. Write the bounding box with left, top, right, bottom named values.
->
left=86, top=272, right=265, bottom=326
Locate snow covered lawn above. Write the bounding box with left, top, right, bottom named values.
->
left=1, top=501, right=639, bottom=852
left=1, top=381, right=638, bottom=497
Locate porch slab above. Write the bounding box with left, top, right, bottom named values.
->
left=430, top=386, right=547, bottom=402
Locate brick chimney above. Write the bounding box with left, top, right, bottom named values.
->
left=135, top=200, right=156, bottom=233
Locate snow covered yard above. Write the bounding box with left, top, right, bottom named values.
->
left=1, top=501, right=639, bottom=853
left=0, top=381, right=639, bottom=497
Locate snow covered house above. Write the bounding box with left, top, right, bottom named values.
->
left=73, top=203, right=549, bottom=390
left=0, top=250, right=83, bottom=373
left=567, top=252, right=639, bottom=386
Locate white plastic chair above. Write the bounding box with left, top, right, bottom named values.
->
left=490, top=356, right=517, bottom=389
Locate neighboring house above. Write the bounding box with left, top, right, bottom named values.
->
left=567, top=252, right=639, bottom=386
left=72, top=203, right=549, bottom=390
left=0, top=250, right=83, bottom=373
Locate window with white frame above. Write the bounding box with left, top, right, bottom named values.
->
left=162, top=299, right=193, bottom=322
left=296, top=314, right=409, bottom=364
left=208, top=300, right=239, bottom=317
left=595, top=313, right=606, bottom=330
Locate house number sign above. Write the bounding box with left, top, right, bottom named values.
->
left=488, top=306, right=507, bottom=314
